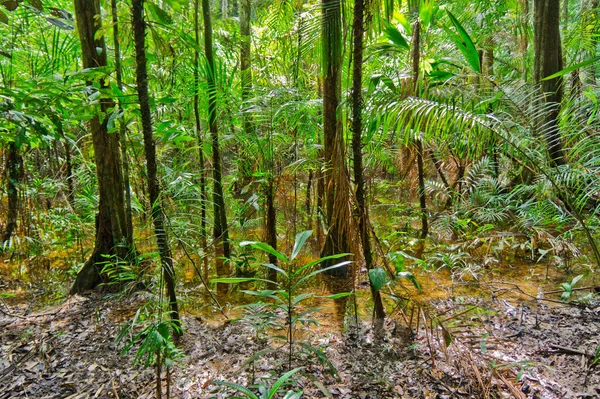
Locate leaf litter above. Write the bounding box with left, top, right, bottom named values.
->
left=0, top=286, right=599, bottom=398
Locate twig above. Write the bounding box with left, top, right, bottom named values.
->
left=547, top=344, right=592, bottom=359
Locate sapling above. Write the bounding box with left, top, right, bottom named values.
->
left=213, top=230, right=351, bottom=370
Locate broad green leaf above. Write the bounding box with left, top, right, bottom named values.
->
left=145, top=1, right=173, bottom=24
left=383, top=24, right=409, bottom=50
left=240, top=241, right=288, bottom=263
left=368, top=267, right=388, bottom=292
left=0, top=9, right=8, bottom=24
left=445, top=10, right=480, bottom=73
left=319, top=292, right=353, bottom=300
left=212, top=381, right=259, bottom=399
left=419, top=0, right=438, bottom=28
left=295, top=261, right=352, bottom=288
left=571, top=274, right=584, bottom=287
left=542, top=56, right=600, bottom=81
left=26, top=0, right=42, bottom=10
left=393, top=11, right=412, bottom=35
left=268, top=367, right=303, bottom=399
left=210, top=277, right=270, bottom=284
left=291, top=230, right=312, bottom=260
left=295, top=253, right=350, bottom=275
left=2, top=1, right=18, bottom=11
left=397, top=271, right=422, bottom=292
left=262, top=263, right=288, bottom=280
left=291, top=293, right=314, bottom=307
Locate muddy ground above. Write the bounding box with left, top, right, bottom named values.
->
left=0, top=282, right=599, bottom=399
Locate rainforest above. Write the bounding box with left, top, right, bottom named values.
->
left=0, top=0, right=599, bottom=398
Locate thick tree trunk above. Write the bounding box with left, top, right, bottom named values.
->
left=132, top=0, right=181, bottom=337
left=194, top=0, right=210, bottom=282
left=2, top=142, right=21, bottom=244
left=351, top=0, right=385, bottom=332
left=202, top=0, right=231, bottom=295
left=71, top=0, right=131, bottom=293
left=320, top=0, right=350, bottom=277
left=534, top=0, right=566, bottom=166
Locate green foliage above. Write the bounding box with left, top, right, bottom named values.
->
left=444, top=10, right=480, bottom=73
left=212, top=367, right=304, bottom=399
left=559, top=274, right=584, bottom=301
left=213, top=230, right=350, bottom=370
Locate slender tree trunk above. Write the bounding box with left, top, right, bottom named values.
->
left=202, top=0, right=231, bottom=294
left=132, top=0, right=181, bottom=337
left=305, top=168, right=312, bottom=229
left=111, top=0, right=135, bottom=247
left=63, top=137, right=74, bottom=207
left=194, top=0, right=210, bottom=282
left=2, top=142, right=21, bottom=244
left=265, top=179, right=277, bottom=286
left=534, top=0, right=566, bottom=166
left=320, top=0, right=350, bottom=277
left=71, top=0, right=132, bottom=293
left=240, top=0, right=251, bottom=130
left=351, top=0, right=385, bottom=333
left=411, top=20, right=428, bottom=238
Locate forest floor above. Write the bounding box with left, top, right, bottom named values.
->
left=1, top=267, right=599, bottom=399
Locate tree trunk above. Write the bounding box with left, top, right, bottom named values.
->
left=111, top=0, right=135, bottom=248
left=2, top=142, right=21, bottom=244
left=132, top=0, right=181, bottom=337
left=202, top=0, right=231, bottom=294
left=265, top=179, right=278, bottom=286
left=534, top=0, right=566, bottom=166
left=351, top=0, right=385, bottom=333
left=411, top=20, right=428, bottom=239
left=240, top=0, right=251, bottom=119
left=194, top=0, right=210, bottom=282
left=71, top=0, right=132, bottom=293
left=320, top=0, right=350, bottom=277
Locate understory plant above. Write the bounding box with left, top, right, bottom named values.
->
left=212, top=367, right=304, bottom=399
left=213, top=230, right=351, bottom=371
left=117, top=265, right=184, bottom=399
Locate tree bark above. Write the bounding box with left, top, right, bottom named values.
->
left=351, top=0, right=385, bottom=332
left=202, top=0, right=231, bottom=294
left=534, top=0, right=566, bottom=166
left=411, top=20, right=428, bottom=239
left=2, top=142, right=22, bottom=244
left=71, top=0, right=132, bottom=293
left=131, top=0, right=181, bottom=337
left=265, top=179, right=278, bottom=286
left=194, top=0, right=210, bottom=282
left=111, top=0, right=135, bottom=248
left=320, top=0, right=350, bottom=277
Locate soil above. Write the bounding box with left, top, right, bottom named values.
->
left=1, top=282, right=599, bottom=399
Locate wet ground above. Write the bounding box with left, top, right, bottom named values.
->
left=1, top=264, right=599, bottom=399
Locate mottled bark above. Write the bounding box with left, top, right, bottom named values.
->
left=71, top=0, right=131, bottom=293
left=320, top=0, right=350, bottom=277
